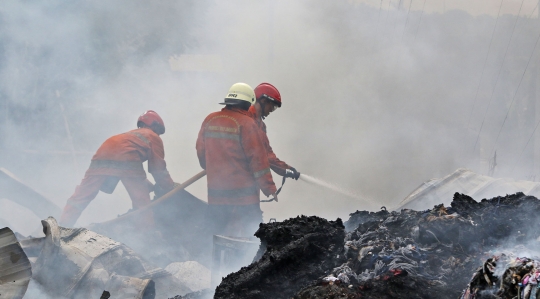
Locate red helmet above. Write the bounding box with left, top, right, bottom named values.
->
left=254, top=83, right=282, bottom=107
left=137, top=110, right=165, bottom=135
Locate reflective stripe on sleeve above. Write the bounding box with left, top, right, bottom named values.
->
left=89, top=160, right=144, bottom=171
left=208, top=185, right=259, bottom=198
left=207, top=126, right=238, bottom=133
left=204, top=131, right=240, bottom=141
left=253, top=168, right=270, bottom=178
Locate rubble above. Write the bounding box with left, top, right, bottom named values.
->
left=191, top=192, right=540, bottom=298
left=460, top=254, right=540, bottom=298
left=344, top=208, right=390, bottom=232
left=5, top=168, right=540, bottom=298
left=214, top=215, right=346, bottom=299
left=20, top=217, right=191, bottom=298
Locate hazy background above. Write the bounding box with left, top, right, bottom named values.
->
left=1, top=0, right=540, bottom=235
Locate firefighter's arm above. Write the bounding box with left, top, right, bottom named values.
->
left=148, top=136, right=175, bottom=191
left=267, top=144, right=291, bottom=176
left=242, top=122, right=277, bottom=197
left=259, top=125, right=291, bottom=176
left=195, top=122, right=207, bottom=169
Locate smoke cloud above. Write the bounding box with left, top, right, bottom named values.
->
left=0, top=0, right=539, bottom=234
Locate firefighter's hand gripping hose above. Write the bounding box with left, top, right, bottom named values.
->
left=285, top=167, right=301, bottom=180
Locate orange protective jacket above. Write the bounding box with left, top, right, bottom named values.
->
left=85, top=127, right=174, bottom=191
left=196, top=107, right=277, bottom=205
left=248, top=106, right=291, bottom=176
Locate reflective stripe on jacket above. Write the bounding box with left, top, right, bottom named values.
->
left=196, top=107, right=277, bottom=205
left=85, top=127, right=174, bottom=191
left=248, top=106, right=291, bottom=176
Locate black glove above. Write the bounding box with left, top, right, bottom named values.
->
left=285, top=167, right=301, bottom=180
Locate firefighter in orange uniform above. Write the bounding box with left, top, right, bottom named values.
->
left=196, top=83, right=277, bottom=237
left=59, top=110, right=175, bottom=227
left=250, top=83, right=300, bottom=180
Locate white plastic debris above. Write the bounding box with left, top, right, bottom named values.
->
left=323, top=275, right=339, bottom=283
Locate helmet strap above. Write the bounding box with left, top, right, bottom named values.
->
left=259, top=100, right=266, bottom=120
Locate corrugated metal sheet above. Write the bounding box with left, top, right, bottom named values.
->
left=0, top=227, right=32, bottom=299
left=397, top=168, right=540, bottom=210
left=31, top=217, right=191, bottom=299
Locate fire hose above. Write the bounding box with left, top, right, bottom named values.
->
left=261, top=168, right=299, bottom=202
left=260, top=175, right=287, bottom=202
left=160, top=169, right=288, bottom=204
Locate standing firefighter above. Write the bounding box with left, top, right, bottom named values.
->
left=196, top=83, right=277, bottom=237
left=59, top=110, right=175, bottom=227
left=250, top=83, right=300, bottom=180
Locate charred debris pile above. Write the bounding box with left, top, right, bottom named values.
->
left=461, top=255, right=540, bottom=299
left=180, top=192, right=540, bottom=299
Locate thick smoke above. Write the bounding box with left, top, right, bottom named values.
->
left=0, top=0, right=540, bottom=234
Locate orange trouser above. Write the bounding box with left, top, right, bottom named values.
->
left=59, top=175, right=153, bottom=227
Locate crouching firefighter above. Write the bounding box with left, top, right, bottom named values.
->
left=196, top=82, right=278, bottom=238
left=59, top=110, right=175, bottom=227
left=251, top=83, right=300, bottom=185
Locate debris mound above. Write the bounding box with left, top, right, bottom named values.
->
left=209, top=192, right=540, bottom=298
left=214, top=215, right=346, bottom=299
left=461, top=255, right=540, bottom=298
left=344, top=208, right=390, bottom=232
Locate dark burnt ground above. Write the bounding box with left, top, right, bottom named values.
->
left=175, top=192, right=540, bottom=298
left=294, top=192, right=540, bottom=299
left=214, top=215, right=346, bottom=299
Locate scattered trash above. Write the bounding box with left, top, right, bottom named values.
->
left=460, top=255, right=540, bottom=298
left=170, top=192, right=540, bottom=299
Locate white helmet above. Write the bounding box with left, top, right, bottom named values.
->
left=220, top=82, right=255, bottom=105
